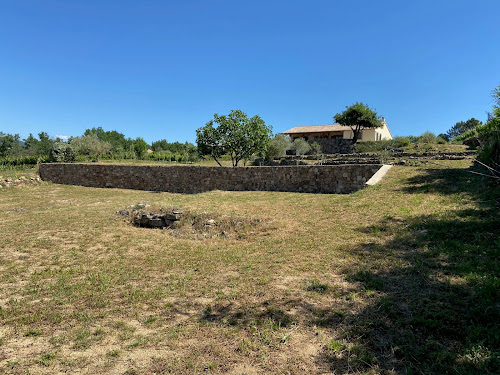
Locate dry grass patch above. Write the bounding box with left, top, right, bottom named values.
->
left=0, top=160, right=498, bottom=374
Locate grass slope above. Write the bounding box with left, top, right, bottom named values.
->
left=0, top=160, right=498, bottom=374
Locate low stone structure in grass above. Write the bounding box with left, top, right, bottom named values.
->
left=116, top=203, right=268, bottom=239
left=0, top=175, right=41, bottom=188
left=39, top=163, right=383, bottom=194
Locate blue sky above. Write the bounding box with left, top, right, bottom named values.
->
left=1, top=0, right=499, bottom=144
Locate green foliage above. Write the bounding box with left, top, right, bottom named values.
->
left=151, top=140, right=198, bottom=161
left=196, top=109, right=272, bottom=167
left=265, top=134, right=291, bottom=161
left=438, top=133, right=450, bottom=142
left=70, top=134, right=112, bottom=160
left=35, top=132, right=54, bottom=156
left=291, top=138, right=310, bottom=156
left=333, top=102, right=382, bottom=144
left=418, top=131, right=438, bottom=144
left=476, top=84, right=500, bottom=166
left=132, top=137, right=149, bottom=158
left=84, top=127, right=127, bottom=154
left=0, top=132, right=24, bottom=157
left=49, top=142, right=76, bottom=162
left=0, top=155, right=48, bottom=169
left=310, top=142, right=322, bottom=158
left=447, top=118, right=483, bottom=140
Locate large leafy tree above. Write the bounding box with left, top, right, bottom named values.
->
left=446, top=118, right=482, bottom=140
left=196, top=110, right=272, bottom=167
left=333, top=102, right=382, bottom=144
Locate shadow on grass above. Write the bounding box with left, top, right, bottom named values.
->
left=198, top=166, right=500, bottom=374
left=330, top=166, right=500, bottom=374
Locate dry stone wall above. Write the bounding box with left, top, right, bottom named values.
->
left=39, top=163, right=383, bottom=194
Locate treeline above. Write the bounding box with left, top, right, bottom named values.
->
left=444, top=84, right=500, bottom=165
left=0, top=127, right=199, bottom=166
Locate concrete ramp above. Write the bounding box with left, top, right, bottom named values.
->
left=366, top=165, right=393, bottom=186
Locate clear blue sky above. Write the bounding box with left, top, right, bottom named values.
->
left=1, top=0, right=499, bottom=144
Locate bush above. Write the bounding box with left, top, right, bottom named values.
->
left=0, top=155, right=48, bottom=166
left=49, top=142, right=76, bottom=162
left=477, top=130, right=500, bottom=167
left=265, top=134, right=291, bottom=161
left=437, top=137, right=447, bottom=144
left=418, top=131, right=438, bottom=144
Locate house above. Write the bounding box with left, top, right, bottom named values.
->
left=283, top=117, right=393, bottom=142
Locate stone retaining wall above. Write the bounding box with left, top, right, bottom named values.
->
left=39, top=163, right=383, bottom=194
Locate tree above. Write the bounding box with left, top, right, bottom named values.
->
left=23, top=133, right=39, bottom=152
left=196, top=109, right=272, bottom=167
left=132, top=137, right=149, bottom=158
left=151, top=139, right=169, bottom=152
left=71, top=134, right=112, bottom=160
left=310, top=142, right=322, bottom=159
left=438, top=133, right=450, bottom=142
left=291, top=138, right=311, bottom=156
left=446, top=118, right=482, bottom=140
left=333, top=102, right=382, bottom=144
left=37, top=132, right=54, bottom=156
left=0, top=132, right=23, bottom=157
left=84, top=127, right=127, bottom=154
left=265, top=134, right=291, bottom=161
left=50, top=142, right=76, bottom=162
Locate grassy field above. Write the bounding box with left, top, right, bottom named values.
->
left=0, top=160, right=498, bottom=374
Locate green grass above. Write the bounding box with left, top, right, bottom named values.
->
left=0, top=160, right=498, bottom=374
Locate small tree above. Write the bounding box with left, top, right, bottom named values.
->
left=196, top=110, right=272, bottom=167
left=310, top=142, right=322, bottom=159
left=49, top=142, right=76, bottom=162
left=71, top=134, right=112, bottom=160
left=265, top=134, right=291, bottom=161
left=333, top=102, right=382, bottom=144
left=292, top=138, right=311, bottom=156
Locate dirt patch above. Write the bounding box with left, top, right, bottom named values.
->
left=117, top=203, right=271, bottom=240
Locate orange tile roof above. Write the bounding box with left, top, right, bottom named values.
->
left=283, top=124, right=352, bottom=134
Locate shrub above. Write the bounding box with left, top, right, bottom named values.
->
left=0, top=155, right=48, bottom=167
left=265, top=134, right=291, bottom=161
left=437, top=137, right=447, bottom=144
left=418, top=131, right=438, bottom=144
left=477, top=130, right=500, bottom=167
left=49, top=142, right=76, bottom=162
left=70, top=134, right=112, bottom=160
left=310, top=142, right=322, bottom=158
